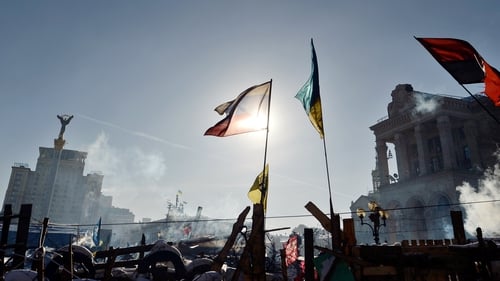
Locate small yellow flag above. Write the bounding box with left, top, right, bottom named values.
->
left=247, top=164, right=269, bottom=212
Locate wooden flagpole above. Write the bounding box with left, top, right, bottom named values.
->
left=257, top=79, right=272, bottom=279
left=261, top=79, right=272, bottom=206
left=244, top=79, right=272, bottom=281
left=321, top=133, right=341, bottom=249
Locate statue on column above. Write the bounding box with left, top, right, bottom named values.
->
left=57, top=114, right=74, bottom=139
left=54, top=114, right=73, bottom=150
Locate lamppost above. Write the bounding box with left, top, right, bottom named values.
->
left=356, top=201, right=389, bottom=244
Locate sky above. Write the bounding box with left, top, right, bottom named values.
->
left=1, top=1, right=500, bottom=234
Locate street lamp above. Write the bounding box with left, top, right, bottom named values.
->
left=356, top=201, right=388, bottom=244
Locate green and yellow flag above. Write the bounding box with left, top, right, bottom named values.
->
left=247, top=164, right=269, bottom=212
left=295, top=39, right=324, bottom=138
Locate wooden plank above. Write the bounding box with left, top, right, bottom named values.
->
left=314, top=246, right=372, bottom=266
left=95, top=244, right=154, bottom=259
left=103, top=247, right=117, bottom=281
left=451, top=211, right=466, bottom=245
left=332, top=214, right=341, bottom=249
left=211, top=206, right=250, bottom=271
left=304, top=228, right=314, bottom=281
left=1, top=205, right=12, bottom=246
left=139, top=234, right=146, bottom=259
left=0, top=204, right=12, bottom=277
left=342, top=218, right=356, bottom=255
left=13, top=204, right=31, bottom=269
left=362, top=266, right=398, bottom=275
left=237, top=204, right=265, bottom=281
left=280, top=249, right=287, bottom=281
left=36, top=218, right=49, bottom=281
left=304, top=201, right=331, bottom=233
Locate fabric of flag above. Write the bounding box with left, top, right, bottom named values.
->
left=183, top=224, right=192, bottom=237
left=247, top=164, right=269, bottom=212
left=295, top=39, right=324, bottom=138
left=92, top=217, right=101, bottom=247
left=314, top=253, right=355, bottom=281
left=416, top=37, right=500, bottom=107
left=205, top=81, right=271, bottom=137
left=415, top=37, right=485, bottom=84
left=284, top=234, right=298, bottom=266
left=314, top=253, right=335, bottom=281
left=483, top=61, right=500, bottom=106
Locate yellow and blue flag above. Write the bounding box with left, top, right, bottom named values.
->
left=295, top=39, right=324, bottom=138
left=92, top=217, right=101, bottom=247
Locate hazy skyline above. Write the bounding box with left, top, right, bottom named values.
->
left=1, top=1, right=500, bottom=232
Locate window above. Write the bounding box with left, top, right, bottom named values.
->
left=428, top=137, right=443, bottom=173
left=462, top=145, right=472, bottom=169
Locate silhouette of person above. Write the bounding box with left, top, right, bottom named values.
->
left=57, top=114, right=73, bottom=138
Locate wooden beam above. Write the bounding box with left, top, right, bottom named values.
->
left=211, top=206, right=250, bottom=272
left=13, top=204, right=31, bottom=270
left=451, top=211, right=466, bottom=245
left=304, top=228, right=315, bottom=281
left=304, top=201, right=331, bottom=233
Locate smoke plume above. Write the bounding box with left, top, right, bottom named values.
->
left=456, top=150, right=500, bottom=237
left=413, top=93, right=441, bottom=115
left=83, top=131, right=169, bottom=220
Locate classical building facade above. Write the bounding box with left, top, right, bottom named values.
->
left=351, top=84, right=500, bottom=244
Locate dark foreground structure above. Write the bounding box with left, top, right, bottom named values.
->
left=1, top=202, right=499, bottom=281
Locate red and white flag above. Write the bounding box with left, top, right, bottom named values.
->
left=284, top=235, right=298, bottom=266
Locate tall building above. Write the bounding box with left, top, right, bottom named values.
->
left=351, top=84, right=500, bottom=244
left=3, top=115, right=104, bottom=225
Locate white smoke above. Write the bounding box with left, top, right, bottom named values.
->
left=74, top=230, right=96, bottom=248
left=85, top=132, right=167, bottom=182
left=456, top=150, right=500, bottom=237
left=441, top=217, right=454, bottom=239
left=413, top=93, right=441, bottom=115
left=83, top=131, right=169, bottom=220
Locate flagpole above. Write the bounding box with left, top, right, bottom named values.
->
left=321, top=131, right=338, bottom=250
left=260, top=79, right=272, bottom=207
left=322, top=137, right=334, bottom=213
left=458, top=84, right=500, bottom=125
left=255, top=79, right=271, bottom=281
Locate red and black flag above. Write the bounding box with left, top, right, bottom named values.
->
left=416, top=37, right=500, bottom=106
left=484, top=61, right=500, bottom=106
left=415, top=37, right=484, bottom=84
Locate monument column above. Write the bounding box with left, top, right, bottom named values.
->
left=49, top=114, right=73, bottom=219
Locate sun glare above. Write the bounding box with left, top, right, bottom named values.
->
left=236, top=114, right=267, bottom=131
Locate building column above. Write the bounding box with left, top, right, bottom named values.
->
left=414, top=124, right=429, bottom=175
left=394, top=133, right=410, bottom=180
left=437, top=115, right=456, bottom=170
left=464, top=120, right=482, bottom=169
left=375, top=140, right=390, bottom=186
